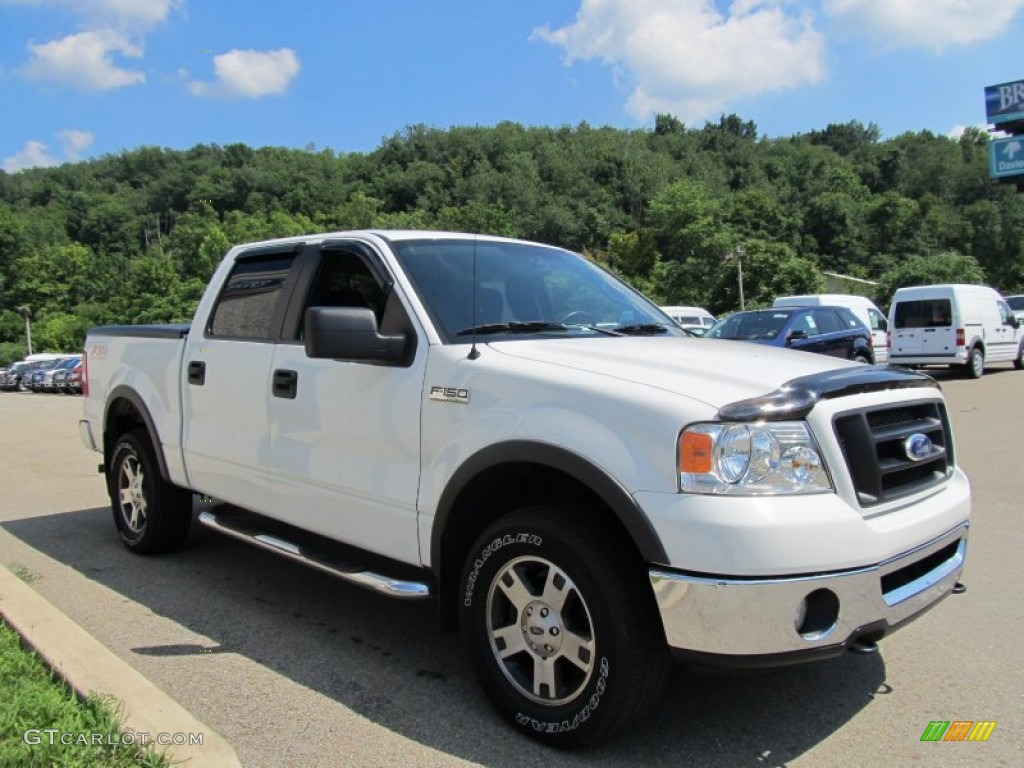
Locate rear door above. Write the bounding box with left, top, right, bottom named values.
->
left=181, top=244, right=302, bottom=513
left=810, top=308, right=851, bottom=358
left=891, top=297, right=956, bottom=358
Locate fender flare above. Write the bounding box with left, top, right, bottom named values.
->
left=104, top=385, right=172, bottom=482
left=430, top=440, right=669, bottom=568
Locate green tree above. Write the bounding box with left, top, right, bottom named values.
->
left=877, top=251, right=986, bottom=301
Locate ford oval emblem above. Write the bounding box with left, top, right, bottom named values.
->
left=904, top=433, right=933, bottom=462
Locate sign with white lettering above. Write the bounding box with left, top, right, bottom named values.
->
left=989, top=136, right=1024, bottom=180
left=985, top=80, right=1024, bottom=125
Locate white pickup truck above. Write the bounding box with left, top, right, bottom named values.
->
left=81, top=231, right=970, bottom=745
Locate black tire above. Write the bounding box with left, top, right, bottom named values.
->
left=1014, top=341, right=1023, bottom=370
left=965, top=346, right=984, bottom=379
left=459, top=506, right=670, bottom=747
left=108, top=430, right=193, bottom=554
left=852, top=352, right=872, bottom=365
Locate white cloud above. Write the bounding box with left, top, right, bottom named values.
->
left=0, top=0, right=183, bottom=30
left=2, top=128, right=97, bottom=172
left=533, top=0, right=825, bottom=123
left=826, top=0, right=1024, bottom=49
left=3, top=140, right=59, bottom=172
left=23, top=29, right=145, bottom=90
left=189, top=48, right=300, bottom=99
left=58, top=129, right=95, bottom=158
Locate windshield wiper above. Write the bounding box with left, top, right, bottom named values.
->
left=611, top=323, right=672, bottom=336
left=456, top=321, right=574, bottom=336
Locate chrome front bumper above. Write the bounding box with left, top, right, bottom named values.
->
left=650, top=523, right=967, bottom=664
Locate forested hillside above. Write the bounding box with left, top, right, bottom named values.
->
left=1, top=114, right=1021, bottom=362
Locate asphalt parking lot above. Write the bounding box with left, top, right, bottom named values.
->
left=1, top=370, right=1021, bottom=767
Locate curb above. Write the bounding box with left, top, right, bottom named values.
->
left=0, top=566, right=242, bottom=767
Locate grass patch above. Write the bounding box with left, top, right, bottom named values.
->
left=8, top=564, right=39, bottom=584
left=0, top=621, right=167, bottom=767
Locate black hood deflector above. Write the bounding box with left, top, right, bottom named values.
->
left=717, top=366, right=939, bottom=422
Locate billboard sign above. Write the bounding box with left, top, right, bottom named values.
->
left=985, top=80, right=1024, bottom=125
left=989, top=136, right=1024, bottom=180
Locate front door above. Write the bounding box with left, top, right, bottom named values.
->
left=267, top=242, right=426, bottom=565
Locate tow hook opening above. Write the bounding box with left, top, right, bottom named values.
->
left=796, top=588, right=839, bottom=640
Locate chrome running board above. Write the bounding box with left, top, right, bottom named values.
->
left=197, top=509, right=430, bottom=600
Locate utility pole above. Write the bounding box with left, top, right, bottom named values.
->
left=725, top=247, right=746, bottom=310
left=15, top=305, right=32, bottom=355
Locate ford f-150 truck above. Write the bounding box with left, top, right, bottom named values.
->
left=81, top=231, right=970, bottom=745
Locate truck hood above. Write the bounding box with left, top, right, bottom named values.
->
left=489, top=337, right=855, bottom=411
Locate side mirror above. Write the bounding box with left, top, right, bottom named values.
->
left=1008, top=315, right=1020, bottom=328
left=786, top=329, right=808, bottom=345
left=305, top=307, right=406, bottom=363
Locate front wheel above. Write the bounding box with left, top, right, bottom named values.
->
left=1014, top=341, right=1023, bottom=370
left=459, top=506, right=670, bottom=746
left=108, top=430, right=193, bottom=554
left=965, top=346, right=984, bottom=379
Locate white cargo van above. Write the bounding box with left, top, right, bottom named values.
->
left=660, top=305, right=716, bottom=332
left=773, top=294, right=888, bottom=363
left=888, top=284, right=1023, bottom=378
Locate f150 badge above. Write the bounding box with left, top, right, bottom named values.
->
left=430, top=385, right=470, bottom=404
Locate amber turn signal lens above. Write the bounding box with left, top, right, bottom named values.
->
left=679, top=431, right=713, bottom=474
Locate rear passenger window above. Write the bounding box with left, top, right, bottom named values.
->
left=811, top=309, right=844, bottom=334
left=209, top=254, right=296, bottom=339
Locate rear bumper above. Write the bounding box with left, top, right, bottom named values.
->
left=650, top=522, right=967, bottom=666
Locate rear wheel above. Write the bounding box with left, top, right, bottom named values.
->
left=459, top=506, right=670, bottom=747
left=108, top=430, right=192, bottom=554
left=852, top=352, right=872, bottom=364
left=965, top=346, right=984, bottom=379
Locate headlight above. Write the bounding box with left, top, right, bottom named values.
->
left=678, top=421, right=831, bottom=495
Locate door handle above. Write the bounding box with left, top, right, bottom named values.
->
left=272, top=369, right=298, bottom=399
left=187, top=360, right=206, bottom=385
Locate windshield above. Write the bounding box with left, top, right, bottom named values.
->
left=1007, top=296, right=1024, bottom=311
left=706, top=311, right=792, bottom=340
left=389, top=238, right=680, bottom=342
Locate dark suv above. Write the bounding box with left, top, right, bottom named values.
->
left=705, top=306, right=874, bottom=363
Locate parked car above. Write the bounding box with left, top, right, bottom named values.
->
left=67, top=359, right=84, bottom=394
left=705, top=306, right=874, bottom=362
left=48, top=355, right=81, bottom=392
left=3, top=360, right=43, bottom=391
left=659, top=305, right=716, bottom=333
left=52, top=357, right=83, bottom=394
left=888, top=284, right=1023, bottom=378
left=26, top=355, right=78, bottom=392
left=1005, top=294, right=1024, bottom=321
left=773, top=294, right=888, bottom=363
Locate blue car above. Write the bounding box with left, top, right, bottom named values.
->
left=705, top=306, right=875, bottom=363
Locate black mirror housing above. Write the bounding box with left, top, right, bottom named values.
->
left=305, top=307, right=406, bottom=363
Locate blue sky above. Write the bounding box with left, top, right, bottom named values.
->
left=2, top=0, right=1023, bottom=172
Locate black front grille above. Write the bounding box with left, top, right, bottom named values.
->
left=834, top=401, right=953, bottom=507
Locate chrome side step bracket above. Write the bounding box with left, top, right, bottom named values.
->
left=197, top=510, right=431, bottom=600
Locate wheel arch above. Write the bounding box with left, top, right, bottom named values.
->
left=103, top=386, right=171, bottom=483
left=432, top=441, right=669, bottom=632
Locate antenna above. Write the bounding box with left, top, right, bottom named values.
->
left=468, top=235, right=481, bottom=360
